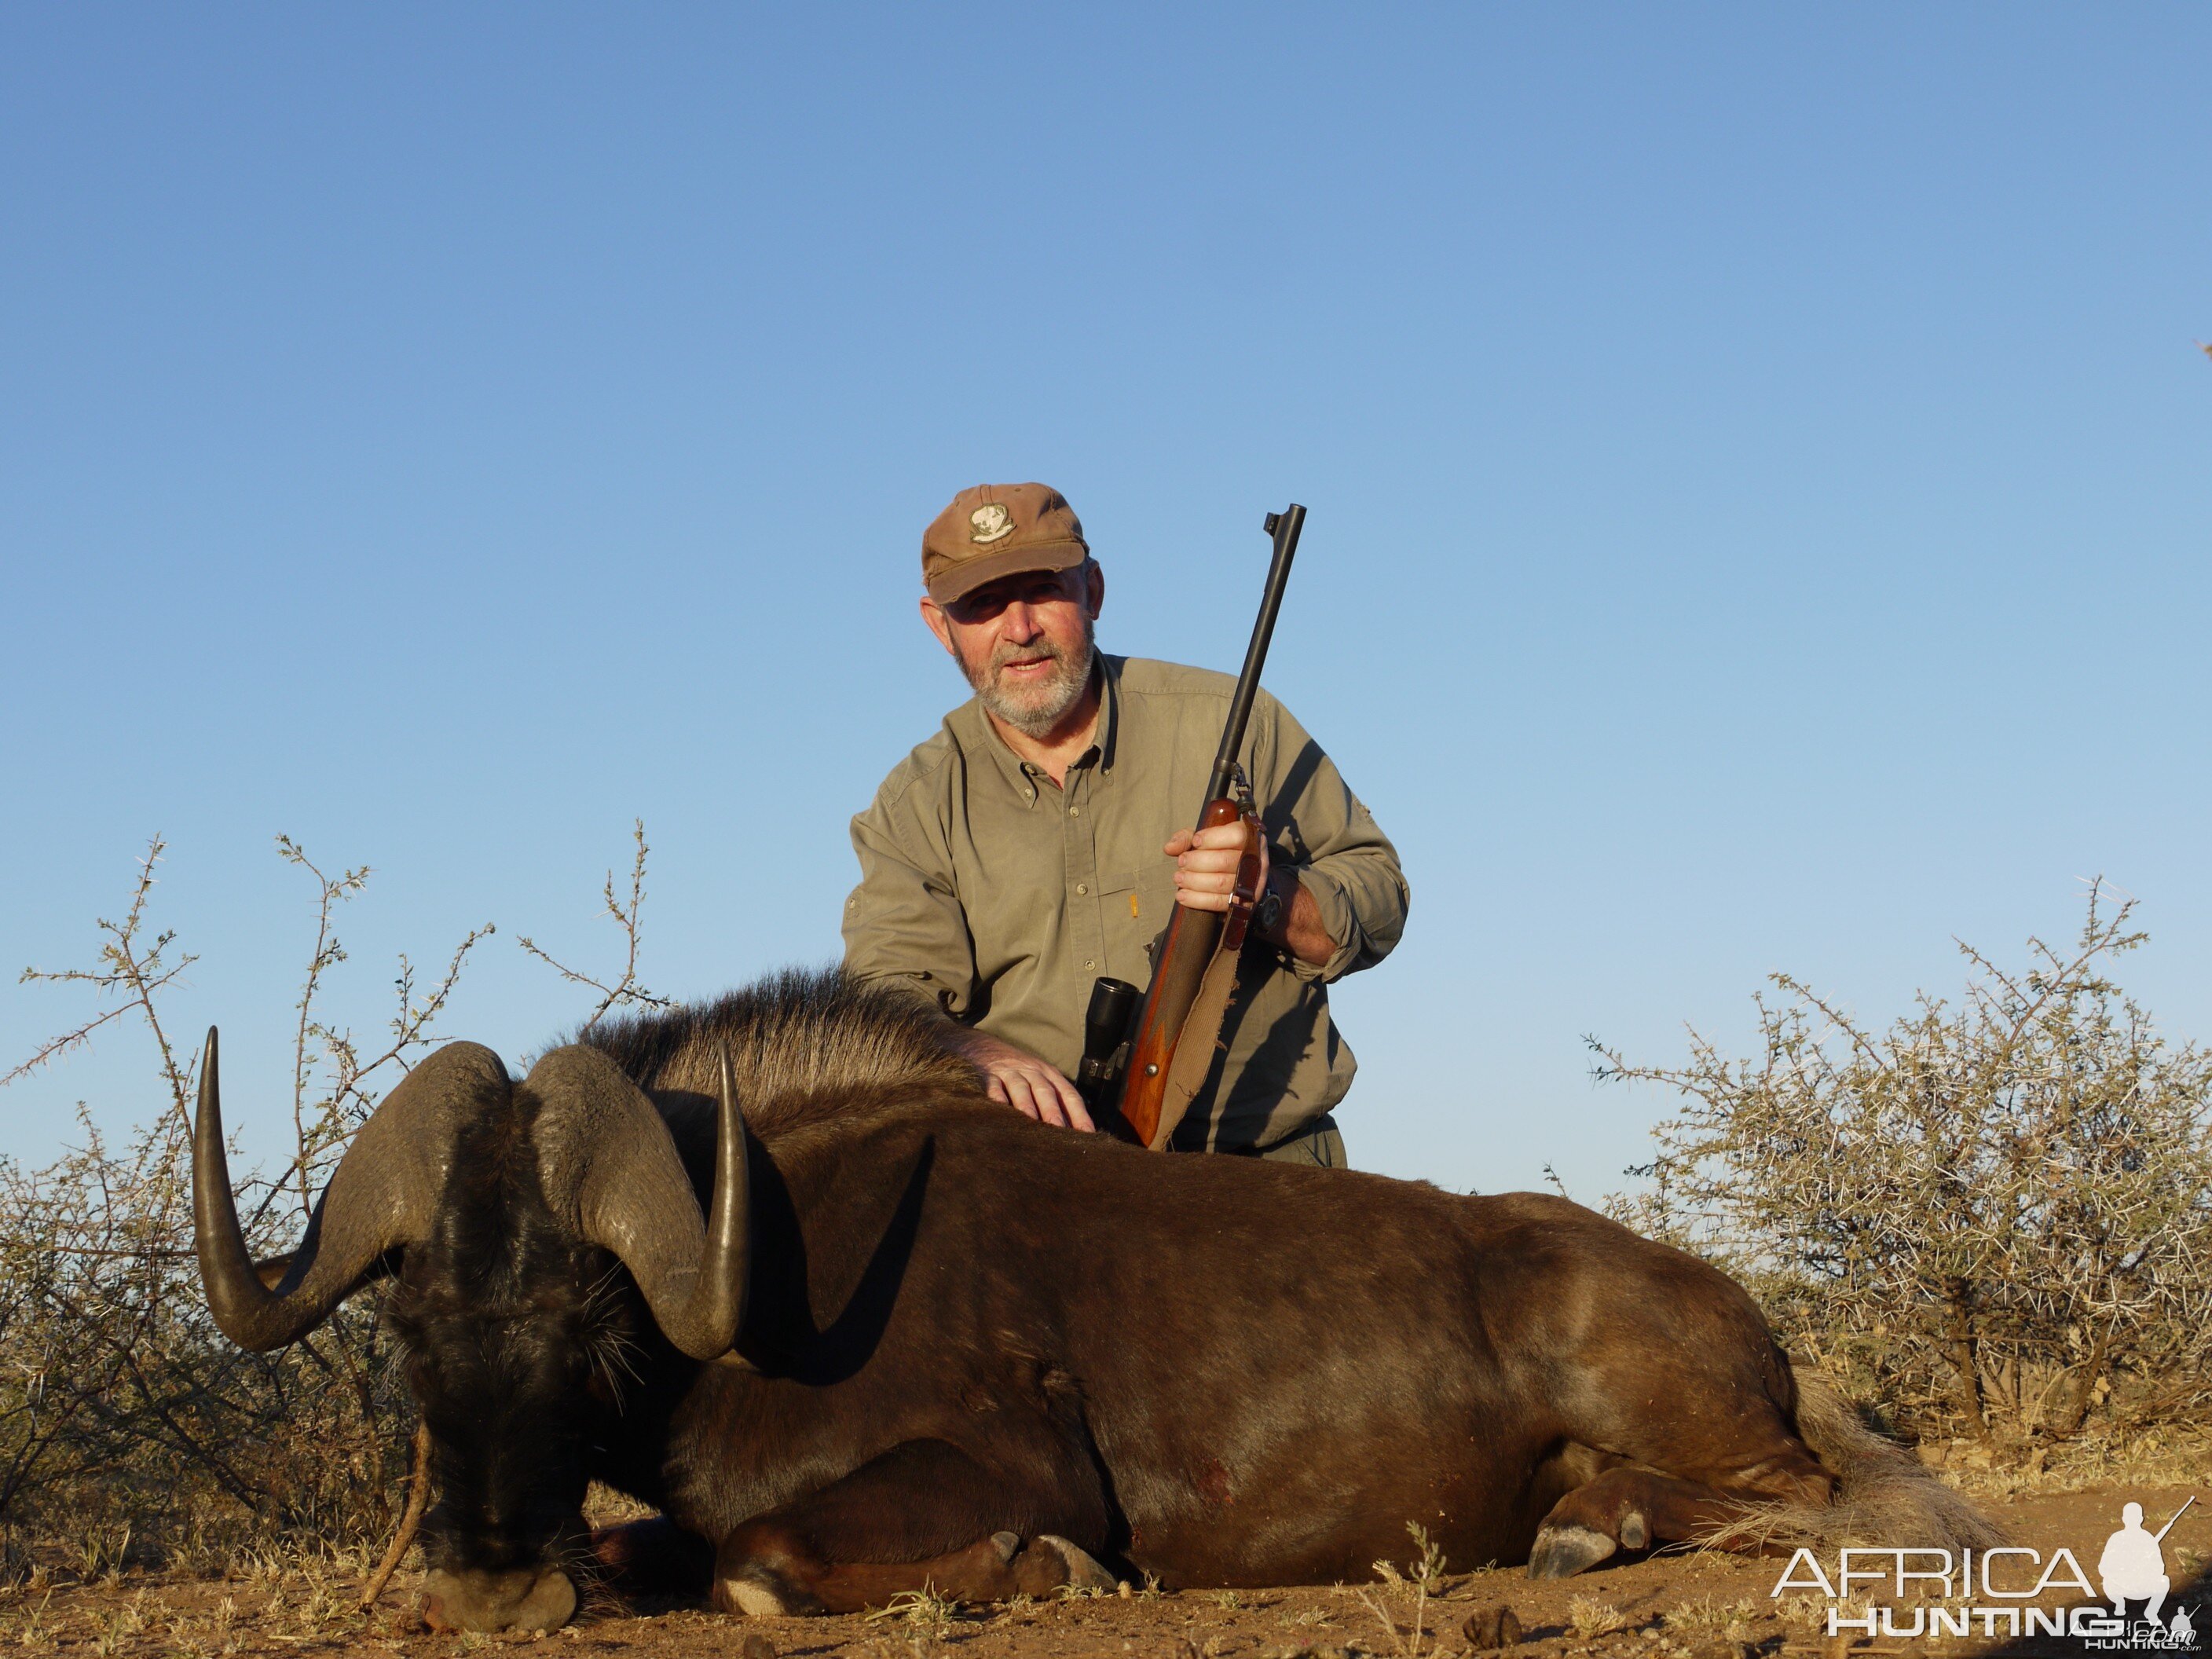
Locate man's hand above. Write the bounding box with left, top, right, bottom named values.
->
left=1165, top=822, right=1339, bottom=969
left=1165, top=820, right=1266, bottom=914
left=944, top=1026, right=1094, bottom=1132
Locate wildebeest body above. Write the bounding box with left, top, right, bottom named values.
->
left=193, top=970, right=1976, bottom=1632
left=585, top=994, right=1819, bottom=1603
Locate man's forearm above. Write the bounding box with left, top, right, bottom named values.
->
left=1258, top=866, right=1336, bottom=969
left=1291, top=839, right=1410, bottom=980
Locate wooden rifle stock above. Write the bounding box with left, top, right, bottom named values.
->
left=1116, top=505, right=1304, bottom=1149
left=1116, top=798, right=1253, bottom=1147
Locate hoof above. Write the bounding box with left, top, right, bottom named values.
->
left=1526, top=1523, right=1617, bottom=1580
left=715, top=1567, right=826, bottom=1618
left=1617, top=1509, right=1649, bottom=1551
left=1023, top=1534, right=1118, bottom=1594
left=1463, top=1604, right=1525, bottom=1649
left=989, top=1532, right=1021, bottom=1564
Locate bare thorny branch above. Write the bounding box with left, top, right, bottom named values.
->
left=9, top=837, right=198, bottom=1132
left=274, top=835, right=493, bottom=1221
left=516, top=819, right=671, bottom=1031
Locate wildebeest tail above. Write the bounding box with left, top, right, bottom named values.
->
left=1790, top=1367, right=2007, bottom=1547
left=1714, top=1364, right=2006, bottom=1552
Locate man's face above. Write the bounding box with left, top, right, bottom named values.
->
left=921, top=562, right=1104, bottom=739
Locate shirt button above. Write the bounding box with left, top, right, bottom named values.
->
left=1068, top=805, right=1080, bottom=816
left=1084, top=960, right=1096, bottom=970
left=1075, top=883, right=1088, bottom=895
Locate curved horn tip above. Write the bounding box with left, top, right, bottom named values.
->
left=190, top=1021, right=424, bottom=1353
left=192, top=1023, right=292, bottom=1349
left=691, top=1044, right=750, bottom=1361
left=557, top=1047, right=751, bottom=1364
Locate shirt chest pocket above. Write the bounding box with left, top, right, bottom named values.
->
left=1098, top=863, right=1178, bottom=975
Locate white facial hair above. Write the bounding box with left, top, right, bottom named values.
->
left=962, top=615, right=1097, bottom=739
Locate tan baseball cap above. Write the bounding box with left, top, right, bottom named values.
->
left=922, top=483, right=1090, bottom=606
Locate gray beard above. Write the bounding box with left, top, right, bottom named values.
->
left=965, top=620, right=1097, bottom=739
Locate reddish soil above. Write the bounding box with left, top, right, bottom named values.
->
left=3, top=1482, right=2203, bottom=1658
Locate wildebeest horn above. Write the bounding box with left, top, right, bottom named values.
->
left=526, top=1044, right=749, bottom=1363
left=193, top=1027, right=508, bottom=1350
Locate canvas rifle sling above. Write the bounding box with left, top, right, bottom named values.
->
left=1146, top=800, right=1265, bottom=1152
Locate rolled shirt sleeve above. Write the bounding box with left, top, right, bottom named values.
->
left=1245, top=692, right=1409, bottom=985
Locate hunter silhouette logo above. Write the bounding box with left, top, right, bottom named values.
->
left=2100, top=1498, right=2193, bottom=1636
left=969, top=503, right=1016, bottom=544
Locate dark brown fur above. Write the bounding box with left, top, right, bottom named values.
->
left=406, top=970, right=1985, bottom=1625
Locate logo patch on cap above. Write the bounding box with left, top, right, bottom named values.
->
left=969, top=504, right=1016, bottom=544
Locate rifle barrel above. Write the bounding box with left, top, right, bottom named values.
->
left=1201, top=504, right=1305, bottom=817
left=2152, top=1495, right=2195, bottom=1544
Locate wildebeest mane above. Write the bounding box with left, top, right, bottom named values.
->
left=580, top=968, right=983, bottom=1132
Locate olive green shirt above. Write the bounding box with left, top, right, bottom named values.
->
left=841, top=654, right=1408, bottom=1152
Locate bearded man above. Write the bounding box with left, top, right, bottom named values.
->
left=840, top=483, right=1409, bottom=1164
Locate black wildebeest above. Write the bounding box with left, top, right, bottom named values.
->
left=193, top=972, right=1987, bottom=1632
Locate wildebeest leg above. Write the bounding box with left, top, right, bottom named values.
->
left=713, top=1437, right=1115, bottom=1616
left=589, top=1517, right=715, bottom=1596
left=1527, top=1465, right=1749, bottom=1577
left=1528, top=1414, right=1834, bottom=1580
left=1527, top=1273, right=1840, bottom=1582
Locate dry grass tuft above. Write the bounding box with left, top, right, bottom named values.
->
left=1568, top=1595, right=1629, bottom=1638
left=1663, top=1595, right=1762, bottom=1642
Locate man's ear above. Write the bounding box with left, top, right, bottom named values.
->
left=919, top=594, right=960, bottom=658
left=1083, top=559, right=1104, bottom=621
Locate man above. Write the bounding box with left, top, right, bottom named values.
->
left=841, top=482, right=1408, bottom=1164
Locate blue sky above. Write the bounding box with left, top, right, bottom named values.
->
left=3, top=5, right=2207, bottom=1196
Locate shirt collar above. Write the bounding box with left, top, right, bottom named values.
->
left=961, top=654, right=1118, bottom=808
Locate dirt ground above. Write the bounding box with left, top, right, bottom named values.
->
left=2, top=1482, right=2203, bottom=1659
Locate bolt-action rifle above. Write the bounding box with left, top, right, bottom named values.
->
left=1077, top=504, right=1306, bottom=1148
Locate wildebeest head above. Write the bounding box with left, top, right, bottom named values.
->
left=191, top=1031, right=749, bottom=1633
